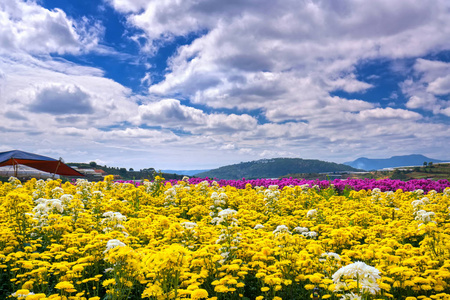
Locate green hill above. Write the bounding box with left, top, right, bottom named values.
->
left=195, top=158, right=362, bottom=179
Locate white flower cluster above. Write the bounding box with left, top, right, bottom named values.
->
left=340, top=292, right=361, bottom=300
left=102, top=211, right=127, bottom=234
left=332, top=261, right=381, bottom=295
left=164, top=187, right=177, bottom=206
left=212, top=208, right=241, bottom=264
left=273, top=225, right=291, bottom=236
left=197, top=180, right=210, bottom=194
left=51, top=187, right=64, bottom=198
left=143, top=180, right=158, bottom=194
left=306, top=209, right=318, bottom=218
left=302, top=231, right=318, bottom=238
left=11, top=290, right=35, bottom=298
left=217, top=231, right=242, bottom=263
left=209, top=191, right=228, bottom=218
left=76, top=179, right=93, bottom=200
left=33, top=198, right=64, bottom=225
left=411, top=197, right=430, bottom=209
left=102, top=211, right=127, bottom=222
left=212, top=208, right=238, bottom=226
left=164, top=184, right=191, bottom=206
left=320, top=252, right=341, bottom=262
left=292, top=226, right=309, bottom=233
left=181, top=221, right=197, bottom=229
left=254, top=224, right=264, bottom=230
left=444, top=187, right=450, bottom=196
left=32, top=179, right=46, bottom=200
left=104, top=239, right=126, bottom=253
left=211, top=192, right=228, bottom=207
left=255, top=186, right=265, bottom=194
left=180, top=221, right=198, bottom=249
left=292, top=226, right=317, bottom=238
left=263, top=187, right=280, bottom=212
left=8, top=176, right=22, bottom=187
left=414, top=189, right=424, bottom=195
left=60, top=194, right=75, bottom=206
left=415, top=210, right=435, bottom=224
left=92, top=190, right=104, bottom=197
left=371, top=188, right=381, bottom=194
left=371, top=188, right=382, bottom=202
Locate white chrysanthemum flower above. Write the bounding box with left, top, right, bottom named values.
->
left=293, top=226, right=309, bottom=233
left=414, top=189, right=424, bottom=195
left=332, top=261, right=381, bottom=295
left=268, top=185, right=279, bottom=190
left=11, top=290, right=35, bottom=298
left=321, top=252, right=341, bottom=261
left=371, top=188, right=381, bottom=194
left=306, top=209, right=318, bottom=218
left=340, top=293, right=361, bottom=300
left=181, top=221, right=197, bottom=229
left=52, top=187, right=64, bottom=194
left=415, top=210, right=435, bottom=223
left=444, top=187, right=450, bottom=196
left=218, top=208, right=237, bottom=217
left=104, top=239, right=126, bottom=253
left=254, top=224, right=264, bottom=230
left=102, top=211, right=127, bottom=222
left=273, top=225, right=291, bottom=236
left=60, top=194, right=74, bottom=203
left=302, top=231, right=318, bottom=238
left=51, top=199, right=64, bottom=213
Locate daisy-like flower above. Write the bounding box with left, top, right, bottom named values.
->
left=181, top=221, right=197, bottom=229
left=332, top=261, right=381, bottom=295
left=104, top=239, right=126, bottom=253
left=414, top=210, right=435, bottom=223
left=254, top=224, right=264, bottom=230
left=307, top=209, right=318, bottom=218
left=340, top=293, right=361, bottom=300
left=321, top=252, right=341, bottom=261
left=273, top=225, right=291, bottom=236
left=293, top=226, right=309, bottom=233
left=302, top=231, right=318, bottom=238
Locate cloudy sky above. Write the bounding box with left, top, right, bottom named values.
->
left=1, top=0, right=449, bottom=170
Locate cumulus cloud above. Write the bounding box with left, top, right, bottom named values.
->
left=30, top=84, right=94, bottom=115
left=401, top=59, right=450, bottom=116
left=137, top=99, right=257, bottom=132
left=0, top=0, right=103, bottom=55
left=136, top=0, right=450, bottom=104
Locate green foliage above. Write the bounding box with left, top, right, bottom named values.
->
left=196, top=158, right=363, bottom=180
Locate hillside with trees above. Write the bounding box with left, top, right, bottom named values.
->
left=195, top=158, right=362, bottom=179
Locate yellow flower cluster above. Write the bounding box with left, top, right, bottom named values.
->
left=1, top=176, right=450, bottom=300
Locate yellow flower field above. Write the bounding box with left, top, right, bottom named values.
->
left=1, top=175, right=450, bottom=300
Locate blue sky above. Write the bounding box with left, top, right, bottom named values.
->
left=1, top=0, right=449, bottom=170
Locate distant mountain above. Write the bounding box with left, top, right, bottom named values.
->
left=195, top=158, right=362, bottom=179
left=344, top=154, right=447, bottom=171
left=161, top=169, right=211, bottom=176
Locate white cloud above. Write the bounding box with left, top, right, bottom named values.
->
left=131, top=0, right=450, bottom=130
left=401, top=59, right=450, bottom=116
left=137, top=99, right=257, bottom=133
left=0, top=0, right=102, bottom=55
left=427, top=75, right=450, bottom=95
left=30, top=84, right=94, bottom=115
